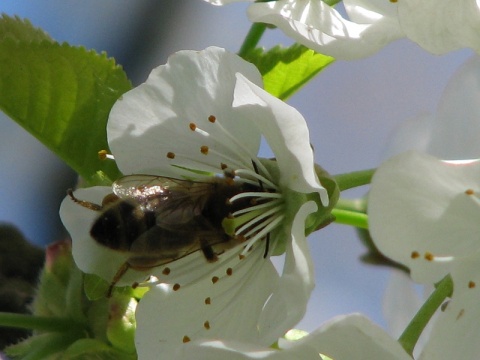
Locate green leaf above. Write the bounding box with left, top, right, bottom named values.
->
left=0, top=14, right=53, bottom=43
left=0, top=16, right=132, bottom=185
left=63, top=339, right=136, bottom=360
left=243, top=43, right=334, bottom=100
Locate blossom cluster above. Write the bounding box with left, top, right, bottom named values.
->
left=26, top=1, right=480, bottom=359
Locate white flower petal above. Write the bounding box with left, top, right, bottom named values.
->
left=136, top=201, right=318, bottom=358
left=257, top=201, right=317, bottom=335
left=232, top=73, right=328, bottom=205
left=108, top=47, right=263, bottom=177
left=398, top=0, right=480, bottom=55
left=368, top=151, right=480, bottom=284
left=427, top=55, right=480, bottom=159
left=204, top=0, right=249, bottom=5
left=247, top=0, right=403, bottom=60
left=59, top=187, right=144, bottom=285
left=383, top=270, right=423, bottom=338
left=135, top=246, right=280, bottom=359
left=420, top=275, right=480, bottom=359
left=174, top=314, right=411, bottom=360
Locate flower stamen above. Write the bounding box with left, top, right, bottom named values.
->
left=98, top=149, right=115, bottom=160
left=242, top=214, right=285, bottom=254
left=234, top=168, right=278, bottom=191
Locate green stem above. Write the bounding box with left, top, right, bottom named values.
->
left=238, top=22, right=267, bottom=58
left=398, top=275, right=453, bottom=356
left=0, top=312, right=81, bottom=332
left=333, top=168, right=376, bottom=192
left=331, top=208, right=368, bottom=229
left=335, top=198, right=366, bottom=213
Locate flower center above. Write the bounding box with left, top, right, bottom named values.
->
left=163, top=114, right=287, bottom=256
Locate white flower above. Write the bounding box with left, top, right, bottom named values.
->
left=369, top=56, right=480, bottom=359
left=172, top=307, right=480, bottom=360
left=368, top=152, right=480, bottom=359
left=171, top=314, right=412, bottom=360
left=368, top=151, right=480, bottom=287
left=60, top=46, right=329, bottom=358
left=206, top=0, right=480, bottom=59
left=368, top=56, right=480, bottom=287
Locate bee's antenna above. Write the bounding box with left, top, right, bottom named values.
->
left=67, top=189, right=103, bottom=211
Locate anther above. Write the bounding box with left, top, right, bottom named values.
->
left=411, top=251, right=420, bottom=259
left=211, top=276, right=219, bottom=284
left=98, top=149, right=114, bottom=160
left=162, top=267, right=171, bottom=275
left=183, top=336, right=191, bottom=343
left=201, top=146, right=209, bottom=155
left=189, top=123, right=197, bottom=131
left=205, top=297, right=211, bottom=305
left=167, top=152, right=176, bottom=159
left=208, top=115, right=216, bottom=123
left=226, top=268, right=233, bottom=276
left=221, top=163, right=228, bottom=170
left=203, top=321, right=211, bottom=330
left=173, top=283, right=181, bottom=291
left=424, top=252, right=434, bottom=261
left=469, top=281, right=476, bottom=289
left=465, top=189, right=475, bottom=195
left=238, top=254, right=245, bottom=260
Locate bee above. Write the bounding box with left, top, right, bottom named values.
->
left=68, top=174, right=257, bottom=296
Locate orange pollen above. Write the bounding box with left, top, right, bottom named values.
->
left=162, top=267, right=171, bottom=275
left=469, top=281, right=476, bottom=289
left=424, top=252, right=434, bottom=261
left=226, top=268, right=233, bottom=276
left=98, top=149, right=109, bottom=160
left=211, top=276, right=219, bottom=284
left=208, top=115, right=216, bottom=123
left=189, top=123, right=197, bottom=131
left=205, top=297, right=211, bottom=305
left=204, top=321, right=211, bottom=329
left=167, top=152, right=175, bottom=159
left=465, top=189, right=475, bottom=195
left=173, top=283, right=181, bottom=291
left=201, top=146, right=209, bottom=155
left=390, top=0, right=397, bottom=2
left=411, top=251, right=420, bottom=259
left=183, top=336, right=191, bottom=343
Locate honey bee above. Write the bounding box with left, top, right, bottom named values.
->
left=68, top=174, right=257, bottom=296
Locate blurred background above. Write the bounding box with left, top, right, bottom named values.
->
left=0, top=1, right=473, bottom=334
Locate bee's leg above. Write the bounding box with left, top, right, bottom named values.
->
left=200, top=239, right=218, bottom=263
left=107, top=261, right=131, bottom=297
left=263, top=233, right=270, bottom=259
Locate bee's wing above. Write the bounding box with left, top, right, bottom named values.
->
left=113, top=175, right=215, bottom=225
left=112, top=175, right=193, bottom=200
